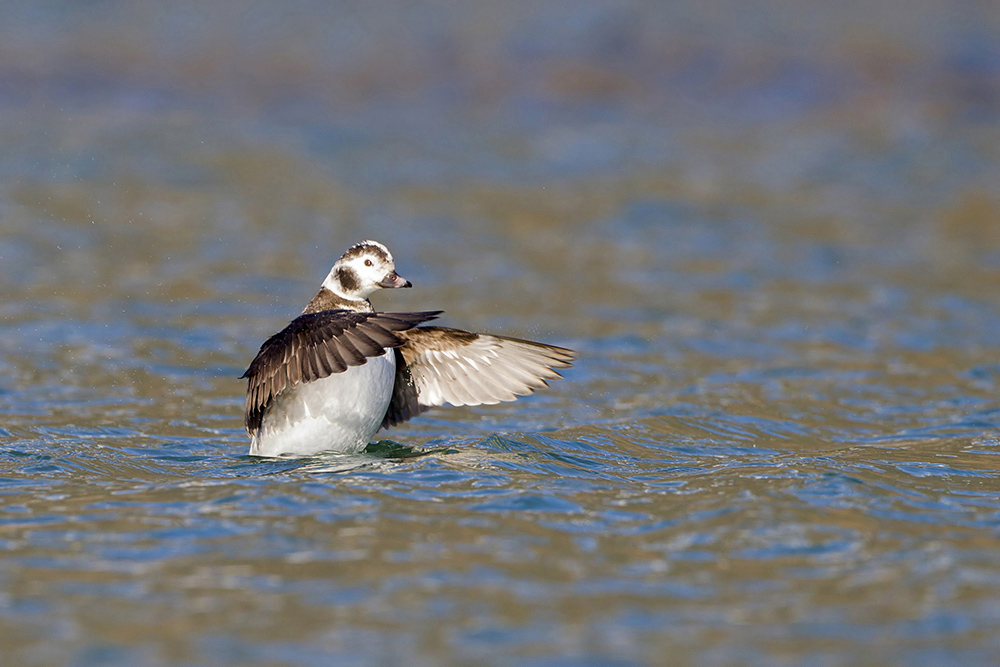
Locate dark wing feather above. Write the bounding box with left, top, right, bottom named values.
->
left=381, top=326, right=575, bottom=429
left=382, top=348, right=424, bottom=428
left=241, top=310, right=441, bottom=436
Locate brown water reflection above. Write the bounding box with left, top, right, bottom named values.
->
left=2, top=1, right=1000, bottom=666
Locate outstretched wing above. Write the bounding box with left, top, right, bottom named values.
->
left=381, top=326, right=575, bottom=429
left=242, top=310, right=441, bottom=436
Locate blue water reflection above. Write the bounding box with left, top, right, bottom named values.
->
left=2, top=1, right=1000, bottom=665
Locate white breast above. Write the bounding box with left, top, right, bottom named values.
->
left=249, top=350, right=396, bottom=457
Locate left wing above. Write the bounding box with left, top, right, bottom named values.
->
left=381, top=326, right=575, bottom=429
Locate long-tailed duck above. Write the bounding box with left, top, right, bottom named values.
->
left=241, top=240, right=575, bottom=457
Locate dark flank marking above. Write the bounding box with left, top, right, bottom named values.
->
left=382, top=348, right=422, bottom=428
left=241, top=309, right=441, bottom=436
left=335, top=266, right=360, bottom=292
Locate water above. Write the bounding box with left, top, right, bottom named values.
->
left=2, top=2, right=1000, bottom=665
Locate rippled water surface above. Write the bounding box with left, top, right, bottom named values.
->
left=3, top=2, right=1000, bottom=665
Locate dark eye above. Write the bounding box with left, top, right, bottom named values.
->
left=364, top=259, right=373, bottom=267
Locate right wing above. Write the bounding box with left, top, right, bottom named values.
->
left=241, top=309, right=441, bottom=436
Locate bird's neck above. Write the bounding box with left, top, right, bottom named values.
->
left=302, top=288, right=373, bottom=314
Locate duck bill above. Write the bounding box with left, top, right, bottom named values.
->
left=379, top=271, right=412, bottom=288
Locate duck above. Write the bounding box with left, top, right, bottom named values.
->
left=241, top=240, right=575, bottom=457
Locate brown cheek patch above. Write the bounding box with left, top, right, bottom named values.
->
left=336, top=266, right=360, bottom=292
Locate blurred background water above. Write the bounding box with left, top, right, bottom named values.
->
left=2, top=1, right=1000, bottom=665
